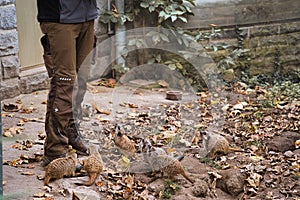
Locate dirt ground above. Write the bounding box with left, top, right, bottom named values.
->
left=2, top=81, right=300, bottom=200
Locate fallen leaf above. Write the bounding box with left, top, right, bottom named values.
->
left=93, top=103, right=110, bottom=115
left=33, top=192, right=46, bottom=198
left=3, top=103, right=21, bottom=112
left=157, top=80, right=169, bottom=88
left=17, top=120, right=25, bottom=126
left=96, top=181, right=103, bottom=187
left=21, top=171, right=34, bottom=176
left=128, top=103, right=138, bottom=108
left=246, top=173, right=262, bottom=188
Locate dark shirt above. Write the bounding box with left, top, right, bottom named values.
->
left=37, top=0, right=98, bottom=23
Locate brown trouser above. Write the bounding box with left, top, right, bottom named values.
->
left=40, top=21, right=95, bottom=158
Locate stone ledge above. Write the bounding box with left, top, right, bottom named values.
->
left=0, top=66, right=49, bottom=100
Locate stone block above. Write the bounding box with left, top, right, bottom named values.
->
left=0, top=4, right=17, bottom=29
left=0, top=0, right=15, bottom=6
left=0, top=77, right=20, bottom=100
left=1, top=55, right=19, bottom=78
left=0, top=29, right=18, bottom=56
left=19, top=68, right=49, bottom=94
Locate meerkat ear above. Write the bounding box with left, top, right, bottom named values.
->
left=200, top=131, right=207, bottom=136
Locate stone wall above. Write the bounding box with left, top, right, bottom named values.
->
left=184, top=0, right=300, bottom=82
left=0, top=0, right=20, bottom=99
left=0, top=0, right=110, bottom=100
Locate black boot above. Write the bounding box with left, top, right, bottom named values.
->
left=66, top=124, right=89, bottom=156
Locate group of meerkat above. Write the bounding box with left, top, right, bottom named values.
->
left=43, top=144, right=103, bottom=187
left=113, top=124, right=195, bottom=184
left=43, top=123, right=239, bottom=186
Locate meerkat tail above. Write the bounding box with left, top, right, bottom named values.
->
left=228, top=147, right=244, bottom=152
left=182, top=171, right=194, bottom=184
left=43, top=176, right=51, bottom=186
left=84, top=172, right=98, bottom=186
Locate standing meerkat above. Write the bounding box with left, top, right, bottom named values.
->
left=201, top=131, right=243, bottom=159
left=44, top=151, right=77, bottom=186
left=77, top=144, right=103, bottom=186
left=113, top=124, right=136, bottom=158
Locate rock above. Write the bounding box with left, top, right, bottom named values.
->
left=70, top=188, right=101, bottom=199
left=217, top=169, right=245, bottom=196
left=294, top=149, right=300, bottom=155
left=172, top=193, right=199, bottom=200
left=266, top=132, right=300, bottom=152
left=222, top=69, right=235, bottom=82
left=148, top=178, right=165, bottom=193
left=191, top=179, right=209, bottom=197
left=283, top=151, right=294, bottom=158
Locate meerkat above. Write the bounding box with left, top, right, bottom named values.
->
left=152, top=155, right=194, bottom=184
left=77, top=144, right=103, bottom=186
left=141, top=139, right=194, bottom=183
left=141, top=138, right=167, bottom=164
left=201, top=131, right=243, bottom=159
left=44, top=151, right=77, bottom=186
left=113, top=124, right=136, bottom=158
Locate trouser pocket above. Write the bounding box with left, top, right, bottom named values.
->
left=40, top=35, right=55, bottom=77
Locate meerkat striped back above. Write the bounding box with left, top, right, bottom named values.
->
left=44, top=152, right=77, bottom=186
left=77, top=144, right=103, bottom=186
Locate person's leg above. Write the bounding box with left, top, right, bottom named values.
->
left=73, top=20, right=95, bottom=122
left=69, top=21, right=95, bottom=153
left=40, top=22, right=88, bottom=163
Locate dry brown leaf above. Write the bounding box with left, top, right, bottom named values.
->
left=128, top=103, right=138, bottom=108
left=33, top=192, right=46, bottom=198
left=2, top=103, right=21, bottom=112
left=106, top=78, right=116, bottom=88
left=93, top=103, right=110, bottom=115
left=96, top=181, right=103, bottom=187
left=157, top=80, right=169, bottom=88
left=246, top=173, right=262, bottom=188
left=20, top=107, right=36, bottom=113
left=17, top=120, right=25, bottom=126
left=21, top=171, right=34, bottom=176
left=124, top=174, right=134, bottom=190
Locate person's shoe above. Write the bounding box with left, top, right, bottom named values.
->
left=66, top=124, right=89, bottom=156
left=69, top=136, right=89, bottom=156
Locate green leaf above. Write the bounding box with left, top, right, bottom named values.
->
left=176, top=62, right=183, bottom=70
left=155, top=54, right=162, bottom=62
left=160, top=33, right=170, bottom=42
left=178, top=16, right=188, bottom=23
left=140, top=2, right=149, bottom=8
left=136, top=40, right=144, bottom=48
left=149, top=6, right=156, bottom=12
left=127, top=39, right=136, bottom=46
left=152, top=34, right=161, bottom=45
left=171, top=15, right=177, bottom=22
left=213, top=45, right=218, bottom=52
left=168, top=63, right=176, bottom=70
left=171, top=10, right=185, bottom=15
left=147, top=58, right=155, bottom=64
left=159, top=10, right=166, bottom=18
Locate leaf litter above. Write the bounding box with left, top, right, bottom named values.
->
left=2, top=81, right=300, bottom=200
